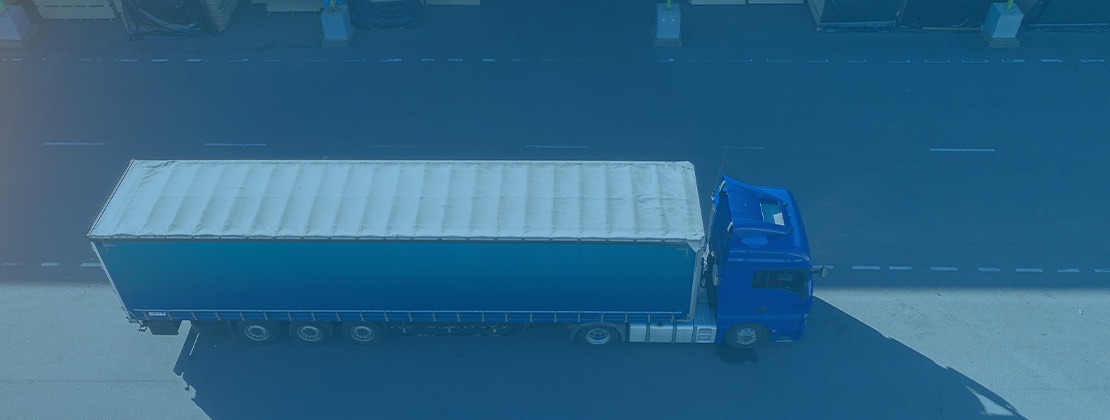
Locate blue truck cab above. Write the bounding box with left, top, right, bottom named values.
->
left=705, top=176, right=820, bottom=348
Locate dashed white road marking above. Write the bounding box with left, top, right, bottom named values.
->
left=1056, top=268, right=1080, bottom=273
left=525, top=145, right=589, bottom=149
left=930, top=266, right=958, bottom=272
left=1016, top=268, right=1043, bottom=273
left=262, top=58, right=285, bottom=63
left=925, top=59, right=951, bottom=64
left=846, top=59, right=868, bottom=64
left=380, top=58, right=402, bottom=63
left=2, top=58, right=24, bottom=62
left=186, top=58, right=207, bottom=63
left=204, top=142, right=267, bottom=147
left=511, top=58, right=526, bottom=62
left=342, top=58, right=366, bottom=63
left=1094, top=269, right=1110, bottom=273
left=1002, top=58, right=1026, bottom=63
left=1080, top=58, right=1105, bottom=63
left=304, top=58, right=327, bottom=63
left=421, top=58, right=435, bottom=62
left=483, top=58, right=496, bottom=62
left=961, top=58, right=989, bottom=64
left=851, top=265, right=880, bottom=270
left=1, top=262, right=20, bottom=267
left=930, top=148, right=996, bottom=153
left=44, top=142, right=107, bottom=146
left=119, top=58, right=139, bottom=63
left=80, top=262, right=102, bottom=268
left=659, top=58, right=675, bottom=63
left=725, top=59, right=754, bottom=63
left=889, top=59, right=911, bottom=64
left=447, top=58, right=464, bottom=62
left=807, top=58, right=830, bottom=63
left=41, top=262, right=60, bottom=267
left=888, top=266, right=913, bottom=271
left=766, top=59, right=792, bottom=63
left=1040, top=58, right=1063, bottom=63
left=540, top=59, right=558, bottom=62
left=227, top=58, right=249, bottom=63
left=978, top=267, right=1002, bottom=272
left=151, top=58, right=170, bottom=63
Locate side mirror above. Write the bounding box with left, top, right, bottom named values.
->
left=812, top=266, right=829, bottom=279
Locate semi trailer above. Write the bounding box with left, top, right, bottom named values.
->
left=88, top=160, right=822, bottom=348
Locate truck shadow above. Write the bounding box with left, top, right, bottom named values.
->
left=173, top=298, right=1022, bottom=419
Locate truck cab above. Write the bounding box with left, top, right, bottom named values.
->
left=705, top=177, right=817, bottom=348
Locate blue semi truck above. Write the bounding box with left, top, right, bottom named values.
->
left=88, top=160, right=822, bottom=348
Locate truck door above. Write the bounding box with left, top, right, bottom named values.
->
left=748, top=270, right=811, bottom=338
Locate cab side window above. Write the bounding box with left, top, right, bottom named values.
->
left=752, top=270, right=806, bottom=295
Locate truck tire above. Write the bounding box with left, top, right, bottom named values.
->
left=289, top=321, right=333, bottom=345
left=341, top=322, right=385, bottom=345
left=576, top=325, right=619, bottom=348
left=725, top=323, right=767, bottom=348
left=237, top=321, right=281, bottom=344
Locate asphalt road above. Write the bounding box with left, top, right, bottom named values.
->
left=1, top=1, right=1108, bottom=419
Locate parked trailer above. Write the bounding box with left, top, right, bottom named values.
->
left=89, top=160, right=821, bottom=348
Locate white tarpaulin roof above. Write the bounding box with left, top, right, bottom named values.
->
left=88, top=160, right=705, bottom=245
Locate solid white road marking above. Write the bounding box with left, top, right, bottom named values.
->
left=204, top=143, right=267, bottom=147
left=44, top=142, right=106, bottom=146
left=930, top=148, right=996, bottom=153
left=525, top=145, right=589, bottom=149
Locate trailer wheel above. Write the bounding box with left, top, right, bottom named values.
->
left=237, top=321, right=280, bottom=344
left=289, top=321, right=332, bottom=345
left=576, top=325, right=619, bottom=348
left=342, top=322, right=385, bottom=345
left=725, top=323, right=767, bottom=348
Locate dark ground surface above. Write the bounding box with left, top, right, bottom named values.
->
left=1, top=1, right=1108, bottom=418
